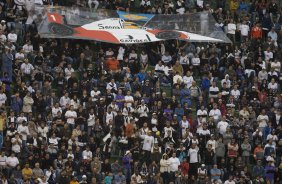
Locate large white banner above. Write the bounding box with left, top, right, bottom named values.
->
left=32, top=6, right=231, bottom=44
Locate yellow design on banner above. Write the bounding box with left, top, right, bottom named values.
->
left=123, top=14, right=147, bottom=21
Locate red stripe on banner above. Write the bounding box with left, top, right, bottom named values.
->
left=146, top=29, right=161, bottom=35
left=179, top=32, right=190, bottom=40
left=47, top=13, right=64, bottom=24
left=73, top=27, right=120, bottom=44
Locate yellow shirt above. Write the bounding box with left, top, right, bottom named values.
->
left=70, top=181, right=79, bottom=184
left=22, top=168, right=33, bottom=179
left=230, top=0, right=239, bottom=11
left=0, top=117, right=4, bottom=131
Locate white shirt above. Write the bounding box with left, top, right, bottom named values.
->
left=258, top=71, right=268, bottom=81
left=197, top=109, right=207, bottom=120
left=17, top=116, right=27, bottom=123
left=117, top=47, right=125, bottom=60
left=173, top=74, right=183, bottom=84
left=15, top=52, right=25, bottom=60
left=59, top=96, right=71, bottom=108
left=23, top=44, right=33, bottom=53
left=0, top=93, right=7, bottom=106
left=124, top=95, right=134, bottom=107
left=209, top=86, right=219, bottom=97
left=140, top=0, right=151, bottom=6
left=230, top=89, right=240, bottom=99
left=90, top=90, right=101, bottom=101
left=34, top=0, right=43, bottom=5
left=38, top=126, right=49, bottom=138
left=191, top=57, right=200, bottom=66
left=198, top=129, right=210, bottom=136
left=106, top=82, right=117, bottom=91
left=169, top=157, right=180, bottom=172
left=183, top=76, right=194, bottom=89
left=257, top=114, right=269, bottom=128
left=64, top=68, right=74, bottom=80
left=6, top=157, right=19, bottom=168
left=7, top=33, right=17, bottom=42
left=179, top=55, right=189, bottom=65
left=188, top=148, right=199, bottom=163
left=268, top=82, right=278, bottom=90
left=141, top=135, right=154, bottom=151
left=11, top=137, right=22, bottom=153
left=0, top=155, right=7, bottom=166
left=224, top=180, right=235, bottom=184
left=105, top=112, right=114, bottom=125
left=87, top=114, right=95, bottom=127
left=240, top=24, right=249, bottom=36
left=196, top=0, right=203, bottom=7
left=271, top=62, right=281, bottom=72
left=221, top=79, right=231, bottom=88
left=155, top=64, right=165, bottom=72
left=82, top=150, right=93, bottom=160
left=140, top=53, right=148, bottom=64
left=137, top=105, right=149, bottom=117
left=162, top=55, right=172, bottom=64
left=217, top=121, right=229, bottom=135
left=206, top=139, right=216, bottom=151
left=209, top=109, right=221, bottom=120
left=21, top=63, right=34, bottom=75
left=49, top=137, right=59, bottom=146
left=264, top=51, right=273, bottom=61
left=65, top=110, right=77, bottom=125
left=129, top=53, right=138, bottom=61
left=106, top=50, right=114, bottom=57
left=52, top=107, right=62, bottom=117
left=227, top=23, right=236, bottom=34
left=181, top=120, right=189, bottom=135
left=17, top=125, right=29, bottom=140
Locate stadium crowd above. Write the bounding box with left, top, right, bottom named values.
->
left=0, top=0, right=281, bottom=183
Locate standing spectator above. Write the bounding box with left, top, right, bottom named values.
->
left=227, top=19, right=236, bottom=42
left=240, top=21, right=250, bottom=42
left=1, top=47, right=13, bottom=80
left=122, top=151, right=133, bottom=183
left=168, top=152, right=180, bottom=182
left=65, top=105, right=77, bottom=130
left=265, top=157, right=276, bottom=184
left=22, top=92, right=33, bottom=113
left=241, top=138, right=251, bottom=164
left=188, top=143, right=200, bottom=177
left=140, top=130, right=154, bottom=164
left=160, top=153, right=171, bottom=184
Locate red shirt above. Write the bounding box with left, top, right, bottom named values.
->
left=106, top=58, right=119, bottom=71
left=251, top=26, right=263, bottom=39
left=179, top=161, right=189, bottom=175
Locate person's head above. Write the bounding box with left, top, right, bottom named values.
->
left=24, top=163, right=29, bottom=168
left=35, top=162, right=40, bottom=168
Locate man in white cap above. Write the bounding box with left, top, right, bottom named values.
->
left=79, top=175, right=87, bottom=183
left=198, top=163, right=207, bottom=182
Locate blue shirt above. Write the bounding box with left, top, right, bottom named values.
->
left=210, top=168, right=221, bottom=180
left=104, top=175, right=113, bottom=184
left=114, top=174, right=126, bottom=184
